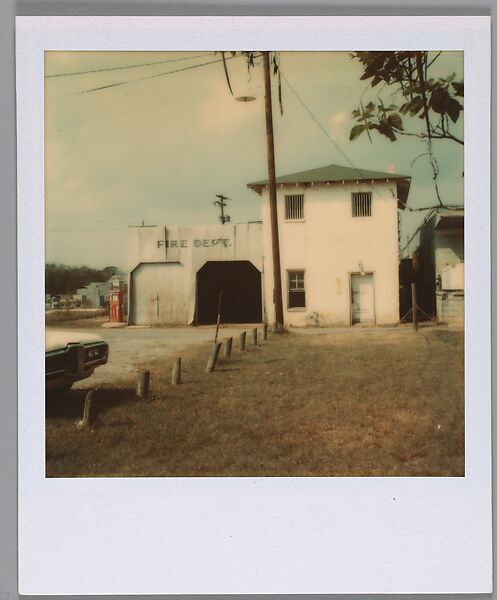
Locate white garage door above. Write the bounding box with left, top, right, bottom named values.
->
left=130, top=263, right=190, bottom=325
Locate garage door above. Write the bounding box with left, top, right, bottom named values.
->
left=196, top=261, right=262, bottom=325
left=130, top=263, right=189, bottom=325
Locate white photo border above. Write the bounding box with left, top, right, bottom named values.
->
left=16, top=16, right=491, bottom=595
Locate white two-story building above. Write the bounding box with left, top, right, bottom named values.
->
left=248, top=163, right=411, bottom=327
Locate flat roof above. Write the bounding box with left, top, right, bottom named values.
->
left=434, top=207, right=464, bottom=230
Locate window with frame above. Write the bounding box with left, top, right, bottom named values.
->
left=352, top=192, right=372, bottom=217
left=288, top=270, right=306, bottom=308
left=285, top=194, right=304, bottom=221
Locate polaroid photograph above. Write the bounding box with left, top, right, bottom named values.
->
left=17, top=15, right=491, bottom=595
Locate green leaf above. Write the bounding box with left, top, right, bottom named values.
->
left=446, top=98, right=461, bottom=123
left=452, top=81, right=464, bottom=97
left=378, top=119, right=396, bottom=141
left=403, top=83, right=419, bottom=95
left=408, top=96, right=424, bottom=116
left=429, top=87, right=449, bottom=114
left=387, top=112, right=404, bottom=130
left=349, top=124, right=366, bottom=141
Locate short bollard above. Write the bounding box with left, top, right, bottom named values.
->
left=263, top=323, right=268, bottom=341
left=239, top=331, right=246, bottom=351
left=224, top=337, right=233, bottom=358
left=77, top=388, right=97, bottom=429
left=251, top=328, right=258, bottom=346
left=136, top=370, right=150, bottom=401
left=172, top=357, right=181, bottom=385
left=206, top=342, right=222, bottom=373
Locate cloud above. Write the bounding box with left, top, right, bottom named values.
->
left=329, top=111, right=349, bottom=141
left=44, top=51, right=464, bottom=270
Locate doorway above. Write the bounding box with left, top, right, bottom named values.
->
left=350, top=273, right=375, bottom=324
left=196, top=260, right=262, bottom=325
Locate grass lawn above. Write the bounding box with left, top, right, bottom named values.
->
left=46, top=326, right=464, bottom=477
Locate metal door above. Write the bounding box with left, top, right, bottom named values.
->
left=351, top=273, right=375, bottom=324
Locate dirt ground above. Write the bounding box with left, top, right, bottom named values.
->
left=46, top=322, right=260, bottom=386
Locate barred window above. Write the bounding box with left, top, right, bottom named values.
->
left=352, top=192, right=372, bottom=217
left=288, top=270, right=306, bottom=308
left=285, top=194, right=304, bottom=221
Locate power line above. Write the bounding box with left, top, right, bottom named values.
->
left=280, top=70, right=399, bottom=206
left=47, top=217, right=138, bottom=224
left=76, top=53, right=252, bottom=96
left=45, top=52, right=214, bottom=78
left=47, top=228, right=127, bottom=232
left=400, top=209, right=436, bottom=256
left=280, top=70, right=453, bottom=214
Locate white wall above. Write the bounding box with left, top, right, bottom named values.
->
left=260, top=182, right=401, bottom=326
left=128, top=223, right=262, bottom=324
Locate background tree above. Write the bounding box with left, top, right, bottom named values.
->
left=349, top=52, right=463, bottom=209
left=45, top=263, right=115, bottom=296
left=349, top=51, right=463, bottom=145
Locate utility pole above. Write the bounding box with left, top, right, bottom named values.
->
left=214, top=193, right=231, bottom=224
left=263, top=51, right=284, bottom=331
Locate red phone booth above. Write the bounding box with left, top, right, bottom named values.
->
left=109, top=289, right=124, bottom=323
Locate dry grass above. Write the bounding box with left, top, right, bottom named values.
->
left=46, top=309, right=107, bottom=327
left=46, top=326, right=464, bottom=477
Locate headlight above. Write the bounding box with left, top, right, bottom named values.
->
left=86, top=347, right=101, bottom=360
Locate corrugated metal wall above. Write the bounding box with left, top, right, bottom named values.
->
left=128, top=223, right=263, bottom=325
left=130, top=262, right=192, bottom=325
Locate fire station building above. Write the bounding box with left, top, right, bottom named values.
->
left=127, top=222, right=263, bottom=325
left=127, top=163, right=410, bottom=327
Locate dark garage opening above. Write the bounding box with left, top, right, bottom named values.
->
left=196, top=261, right=262, bottom=325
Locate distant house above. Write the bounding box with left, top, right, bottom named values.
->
left=75, top=281, right=112, bottom=308
left=414, top=208, right=464, bottom=324
left=248, top=163, right=411, bottom=326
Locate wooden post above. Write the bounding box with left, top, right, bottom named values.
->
left=172, top=357, right=181, bottom=385
left=239, top=331, right=246, bottom=351
left=224, top=337, right=233, bottom=358
left=214, top=290, right=223, bottom=344
left=77, top=388, right=97, bottom=429
left=136, top=370, right=150, bottom=401
left=251, top=328, right=258, bottom=346
left=411, top=282, right=418, bottom=331
left=263, top=52, right=284, bottom=331
left=263, top=323, right=268, bottom=341
left=206, top=342, right=222, bottom=373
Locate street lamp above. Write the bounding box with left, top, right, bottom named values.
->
left=235, top=51, right=285, bottom=331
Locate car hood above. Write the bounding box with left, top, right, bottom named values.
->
left=45, top=330, right=106, bottom=352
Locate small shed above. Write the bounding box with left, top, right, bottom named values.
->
left=415, top=208, right=464, bottom=324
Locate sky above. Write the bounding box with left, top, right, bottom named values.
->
left=45, top=51, right=464, bottom=271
